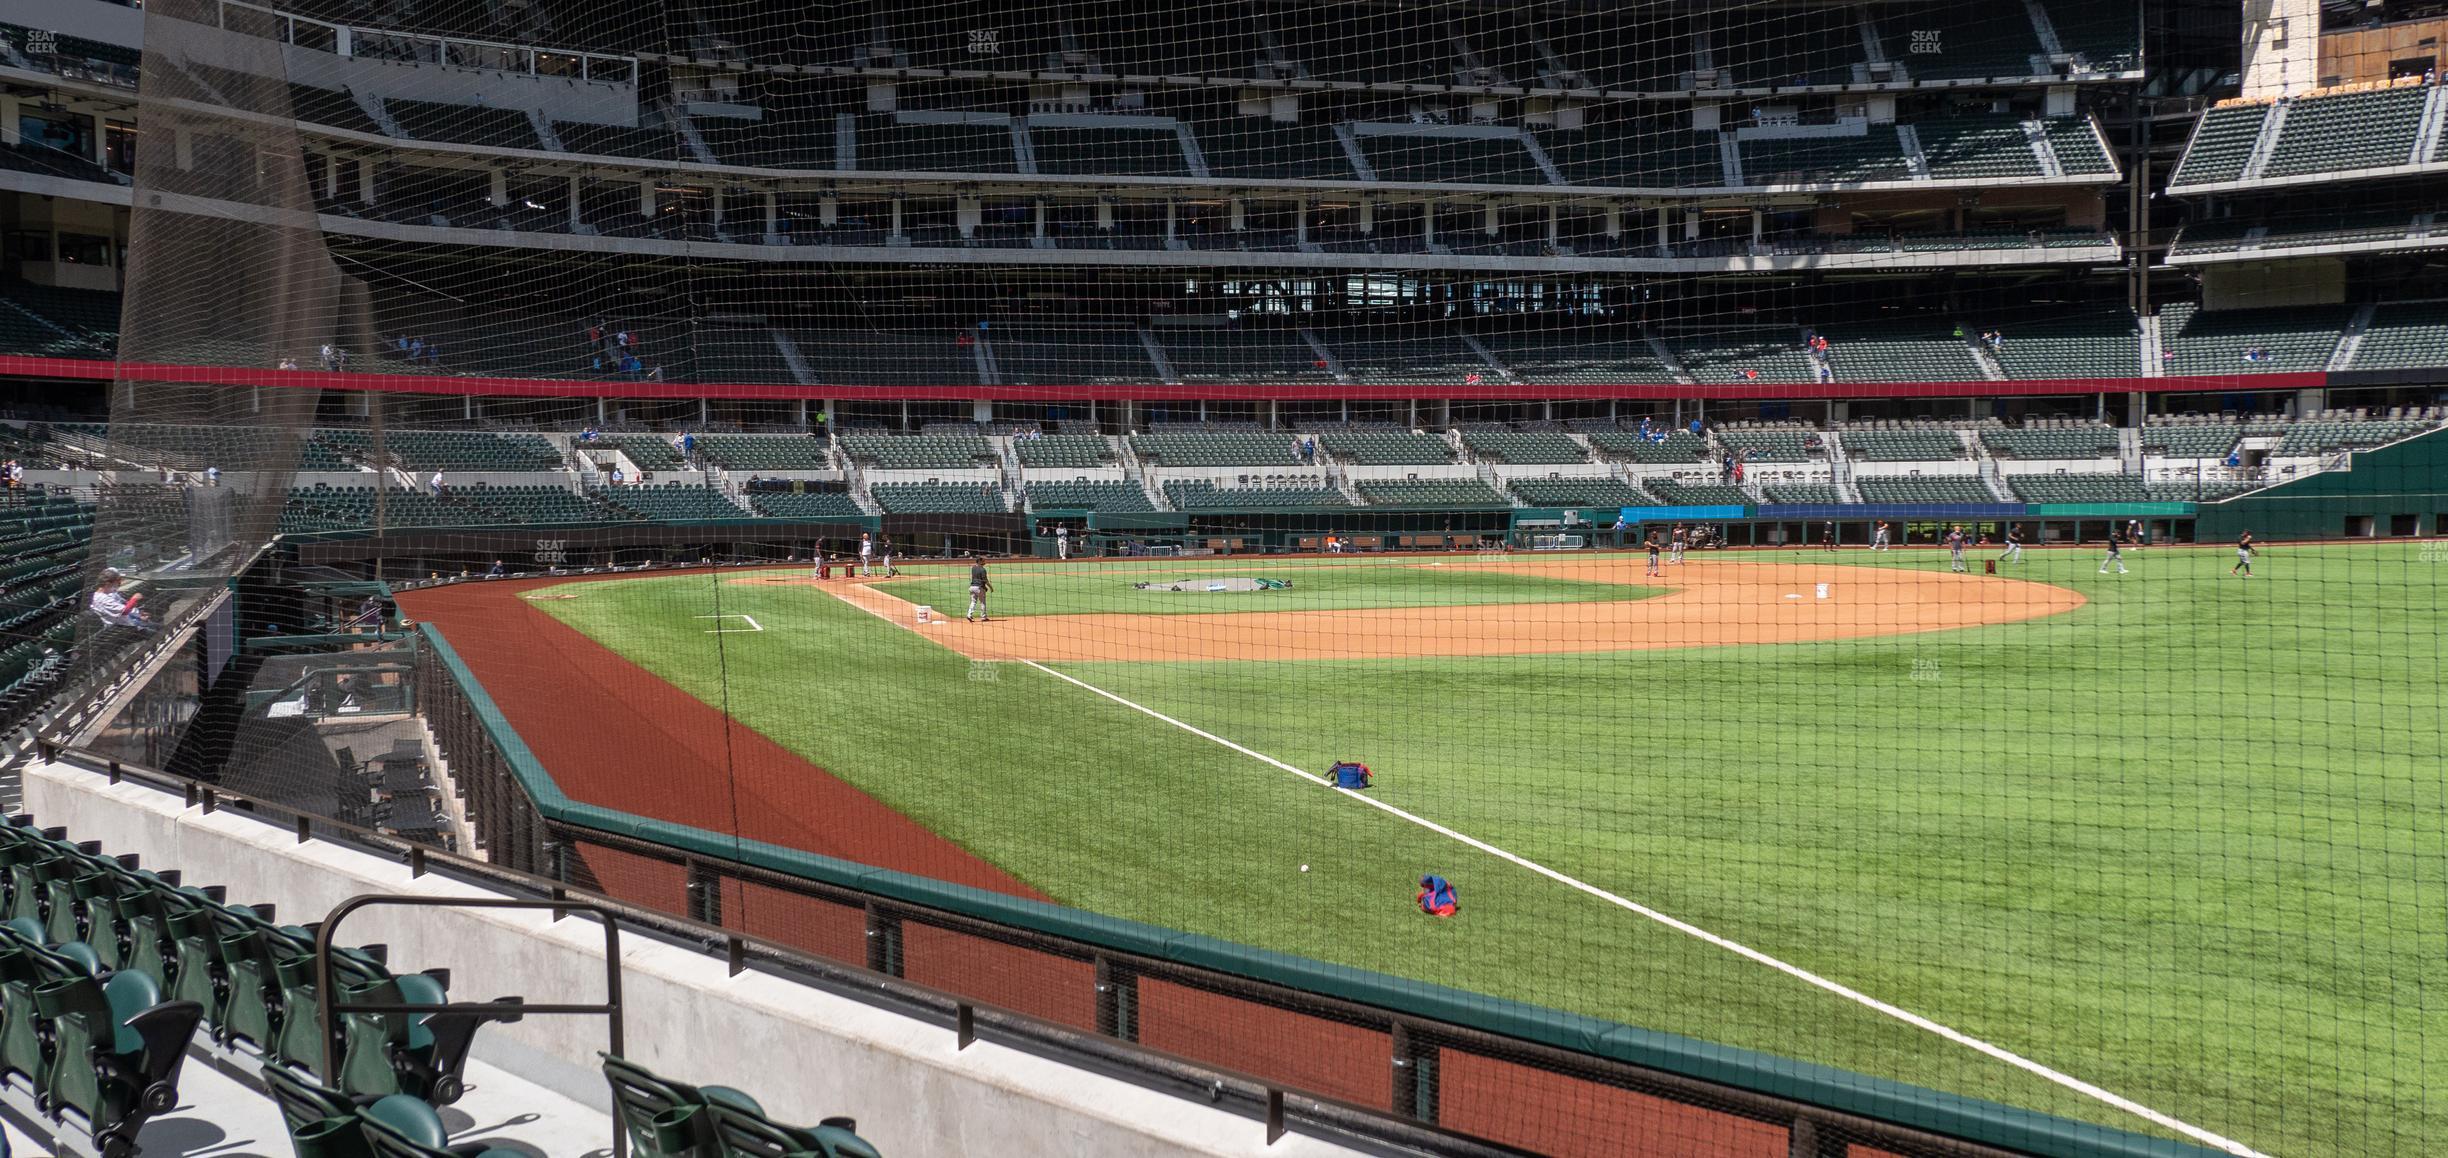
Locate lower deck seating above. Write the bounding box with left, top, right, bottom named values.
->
left=0, top=816, right=523, bottom=1157
left=601, top=486, right=752, bottom=520
left=603, top=1054, right=882, bottom=1158
left=1163, top=481, right=1350, bottom=509
left=748, top=491, right=866, bottom=519
left=1356, top=479, right=1511, bottom=507
left=1762, top=482, right=1842, bottom=503
left=1505, top=476, right=1646, bottom=507
left=1644, top=479, right=1750, bottom=506
left=1026, top=480, right=1154, bottom=511
left=871, top=482, right=1007, bottom=513
left=2007, top=472, right=2149, bottom=502
left=1854, top=475, right=1996, bottom=503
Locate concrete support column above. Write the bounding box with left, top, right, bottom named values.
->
left=0, top=96, right=19, bottom=145
left=1034, top=201, right=1048, bottom=240
left=1294, top=199, right=1307, bottom=245
left=1096, top=200, right=1114, bottom=231
left=324, top=155, right=340, bottom=201
left=1656, top=209, right=1670, bottom=249
left=1165, top=200, right=1176, bottom=241
left=639, top=181, right=655, bottom=217
left=711, top=186, right=725, bottom=226
left=567, top=175, right=581, bottom=228
left=890, top=198, right=904, bottom=240
left=357, top=158, right=375, bottom=205
left=1547, top=203, right=1559, bottom=245
left=489, top=169, right=508, bottom=207
left=1604, top=204, right=1622, bottom=237
left=1483, top=202, right=1499, bottom=235
left=88, top=113, right=106, bottom=164
left=1357, top=201, right=1374, bottom=234
left=764, top=192, right=777, bottom=237
left=1751, top=209, right=1762, bottom=245
left=1228, top=198, right=1246, bottom=230
left=819, top=195, right=839, bottom=227
left=1422, top=203, right=1435, bottom=246
left=1683, top=209, right=1700, bottom=241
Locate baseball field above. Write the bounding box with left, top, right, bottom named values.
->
left=403, top=543, right=2445, bottom=1157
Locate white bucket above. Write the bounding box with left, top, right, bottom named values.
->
left=1815, top=582, right=1830, bottom=600
left=915, top=605, right=934, bottom=624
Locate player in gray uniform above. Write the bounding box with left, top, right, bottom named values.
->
left=965, top=559, right=994, bottom=621
left=1669, top=525, right=1686, bottom=565
left=2232, top=531, right=2255, bottom=578
left=1946, top=525, right=1968, bottom=572
left=1871, top=521, right=1890, bottom=551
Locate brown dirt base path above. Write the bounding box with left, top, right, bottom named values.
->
left=395, top=574, right=1045, bottom=900
left=802, top=556, right=2086, bottom=662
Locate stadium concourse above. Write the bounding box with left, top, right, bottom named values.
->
left=0, top=0, right=2444, bottom=1155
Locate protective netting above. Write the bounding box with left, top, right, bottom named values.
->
left=8, top=0, right=2443, bottom=1154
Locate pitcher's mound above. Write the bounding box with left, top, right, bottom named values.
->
left=1134, top=577, right=1291, bottom=593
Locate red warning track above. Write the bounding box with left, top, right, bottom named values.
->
left=396, top=574, right=1044, bottom=900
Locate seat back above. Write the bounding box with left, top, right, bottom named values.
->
left=712, top=1104, right=882, bottom=1158
left=358, top=1094, right=455, bottom=1157
left=262, top=1062, right=359, bottom=1131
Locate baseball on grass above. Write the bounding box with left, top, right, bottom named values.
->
left=1300, top=864, right=1310, bottom=873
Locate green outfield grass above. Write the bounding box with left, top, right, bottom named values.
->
left=533, top=545, right=2446, bottom=1156
left=878, top=557, right=1661, bottom=617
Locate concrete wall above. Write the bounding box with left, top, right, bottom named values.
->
left=23, top=761, right=1364, bottom=1158
left=2241, top=0, right=2324, bottom=99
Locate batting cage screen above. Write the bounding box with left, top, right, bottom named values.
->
left=10, top=0, right=2443, bottom=1154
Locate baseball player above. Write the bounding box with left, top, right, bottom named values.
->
left=1644, top=532, right=1662, bottom=577
left=966, top=558, right=993, bottom=622
left=1871, top=521, right=1890, bottom=551
left=2232, top=531, right=2256, bottom=578
left=1998, top=525, right=2024, bottom=564
left=879, top=533, right=897, bottom=578
left=1056, top=524, right=1071, bottom=560
left=858, top=532, right=874, bottom=577
left=2099, top=535, right=2128, bottom=575
left=1946, top=524, right=1968, bottom=573
left=1669, top=524, right=1686, bottom=565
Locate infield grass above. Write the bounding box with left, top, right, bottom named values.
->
left=879, top=556, right=1663, bottom=617
left=534, top=545, right=2446, bottom=1156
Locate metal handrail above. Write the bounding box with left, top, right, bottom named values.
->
left=310, top=893, right=628, bottom=1156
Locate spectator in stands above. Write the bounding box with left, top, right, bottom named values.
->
left=486, top=560, right=507, bottom=579
left=318, top=343, right=338, bottom=371
left=204, top=465, right=219, bottom=487
left=580, top=426, right=598, bottom=443
left=1688, top=417, right=1703, bottom=436
left=89, top=569, right=148, bottom=629
left=609, top=466, right=625, bottom=485
left=428, top=470, right=446, bottom=496
left=351, top=595, right=384, bottom=629
left=2, top=459, right=15, bottom=491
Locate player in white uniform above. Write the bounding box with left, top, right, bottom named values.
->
left=1871, top=521, right=1890, bottom=551
left=858, top=532, right=874, bottom=577
left=2099, top=536, right=2127, bottom=574
left=2232, top=531, right=2255, bottom=578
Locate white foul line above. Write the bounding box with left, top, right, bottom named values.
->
left=696, top=613, right=763, bottom=633
left=1016, top=657, right=2271, bottom=1158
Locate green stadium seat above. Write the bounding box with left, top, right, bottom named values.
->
left=871, top=483, right=1008, bottom=514
left=361, top=1092, right=521, bottom=1158
left=1979, top=425, right=2120, bottom=459
left=1838, top=429, right=1966, bottom=461
left=838, top=433, right=994, bottom=470
left=1586, top=430, right=1710, bottom=464
left=2006, top=473, right=2148, bottom=502
left=1763, top=482, right=1843, bottom=503
left=1355, top=479, right=1511, bottom=508
left=1014, top=436, right=1114, bottom=469
left=2263, top=86, right=2429, bottom=178
left=1716, top=429, right=1819, bottom=462
left=603, top=487, right=754, bottom=521
left=1505, top=476, right=1648, bottom=507
left=1317, top=431, right=1455, bottom=465
left=1163, top=481, right=1350, bottom=510
left=697, top=435, right=835, bottom=471
left=1026, top=480, right=1154, bottom=512
left=1130, top=433, right=1301, bottom=467
left=747, top=491, right=866, bottom=519
left=1645, top=479, right=1750, bottom=506
left=1462, top=431, right=1586, bottom=465
left=2169, top=103, right=2268, bottom=187
left=1854, top=475, right=1996, bottom=503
